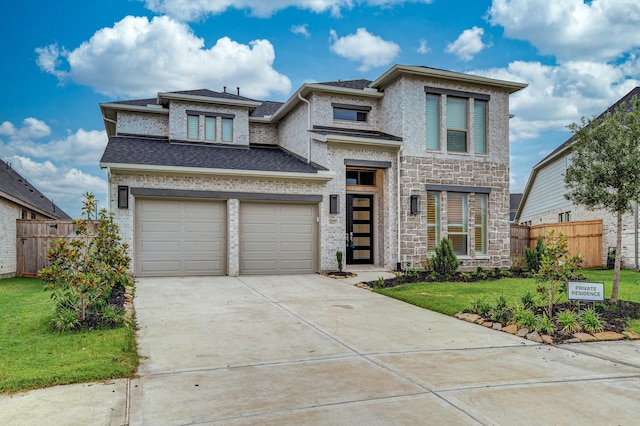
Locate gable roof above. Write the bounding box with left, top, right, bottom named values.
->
left=100, top=136, right=328, bottom=177
left=516, top=86, right=640, bottom=221
left=0, top=158, right=70, bottom=219
left=317, top=79, right=373, bottom=90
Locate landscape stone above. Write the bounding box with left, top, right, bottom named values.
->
left=463, top=314, right=481, bottom=323
left=482, top=321, right=493, bottom=328
left=492, top=323, right=503, bottom=331
left=541, top=335, right=554, bottom=344
left=526, top=331, right=543, bottom=343
left=622, top=331, right=640, bottom=340
left=475, top=317, right=486, bottom=324
left=592, top=331, right=625, bottom=341
left=516, top=328, right=529, bottom=337
left=573, top=333, right=597, bottom=342
left=502, top=324, right=518, bottom=334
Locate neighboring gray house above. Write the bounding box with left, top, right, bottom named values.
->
left=516, top=87, right=640, bottom=268
left=0, top=159, right=70, bottom=278
left=99, top=64, right=526, bottom=277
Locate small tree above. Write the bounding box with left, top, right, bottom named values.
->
left=524, top=236, right=545, bottom=273
left=432, top=238, right=460, bottom=277
left=565, top=95, right=640, bottom=301
left=534, top=230, right=583, bottom=318
left=40, top=193, right=131, bottom=330
left=336, top=250, right=344, bottom=272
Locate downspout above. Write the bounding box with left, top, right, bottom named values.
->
left=396, top=146, right=403, bottom=271
left=102, top=115, right=118, bottom=135
left=297, top=93, right=311, bottom=163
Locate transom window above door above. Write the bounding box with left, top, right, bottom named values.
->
left=346, top=170, right=375, bottom=185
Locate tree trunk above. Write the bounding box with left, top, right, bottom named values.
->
left=612, top=210, right=622, bottom=301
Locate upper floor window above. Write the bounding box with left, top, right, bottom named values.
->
left=447, top=97, right=467, bottom=152
left=187, top=114, right=199, bottom=139
left=346, top=170, right=375, bottom=186
left=222, top=118, right=233, bottom=142
left=332, top=103, right=371, bottom=122
left=186, top=110, right=235, bottom=143
left=424, top=87, right=490, bottom=154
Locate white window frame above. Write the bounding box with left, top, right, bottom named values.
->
left=222, top=117, right=233, bottom=142
left=447, top=192, right=468, bottom=255
left=187, top=114, right=199, bottom=140
left=205, top=116, right=216, bottom=142
left=474, top=194, right=487, bottom=254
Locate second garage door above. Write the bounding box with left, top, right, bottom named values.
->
left=135, top=198, right=226, bottom=276
left=240, top=202, right=317, bottom=275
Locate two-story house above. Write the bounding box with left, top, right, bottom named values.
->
left=99, top=64, right=526, bottom=277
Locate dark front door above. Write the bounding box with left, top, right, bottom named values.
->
left=346, top=194, right=373, bottom=264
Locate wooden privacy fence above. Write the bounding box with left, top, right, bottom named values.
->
left=510, top=224, right=530, bottom=258
left=16, top=220, right=97, bottom=277
left=529, top=220, right=603, bottom=268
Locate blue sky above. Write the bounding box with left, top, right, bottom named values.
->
left=2, top=0, right=640, bottom=218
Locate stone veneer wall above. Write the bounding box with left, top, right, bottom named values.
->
left=0, top=198, right=19, bottom=278
left=400, top=157, right=511, bottom=270
left=117, top=111, right=168, bottom=137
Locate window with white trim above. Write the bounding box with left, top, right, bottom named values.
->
left=426, top=95, right=440, bottom=150
left=447, top=193, right=468, bottom=255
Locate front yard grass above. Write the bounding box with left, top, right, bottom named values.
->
left=0, top=277, right=138, bottom=394
left=374, top=268, right=640, bottom=334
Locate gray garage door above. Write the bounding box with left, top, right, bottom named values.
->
left=240, top=202, right=317, bottom=275
left=135, top=198, right=226, bottom=276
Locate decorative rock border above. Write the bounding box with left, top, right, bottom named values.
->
left=455, top=312, right=640, bottom=344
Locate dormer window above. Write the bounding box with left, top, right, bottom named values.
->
left=185, top=110, right=235, bottom=143
left=187, top=114, right=199, bottom=139
left=332, top=103, right=371, bottom=122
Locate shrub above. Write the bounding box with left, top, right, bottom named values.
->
left=580, top=307, right=604, bottom=333
left=336, top=250, right=344, bottom=272
left=420, top=252, right=434, bottom=273
left=432, top=238, right=460, bottom=277
left=557, top=309, right=582, bottom=334
left=525, top=236, right=545, bottom=273
left=40, top=193, right=131, bottom=331
left=536, top=313, right=556, bottom=335
left=520, top=290, right=536, bottom=310
left=467, top=297, right=491, bottom=316
left=513, top=304, right=537, bottom=329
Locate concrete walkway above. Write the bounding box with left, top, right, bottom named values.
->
left=3, top=273, right=640, bottom=425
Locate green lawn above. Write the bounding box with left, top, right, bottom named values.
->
left=0, top=277, right=138, bottom=394
left=375, top=268, right=640, bottom=333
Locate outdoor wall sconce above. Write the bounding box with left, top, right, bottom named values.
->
left=410, top=195, right=420, bottom=215
left=118, top=185, right=129, bottom=209
left=329, top=194, right=339, bottom=214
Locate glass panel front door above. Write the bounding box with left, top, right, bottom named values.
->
left=346, top=194, right=373, bottom=264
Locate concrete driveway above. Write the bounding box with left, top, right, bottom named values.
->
left=3, top=273, right=640, bottom=425
left=128, top=274, right=640, bottom=425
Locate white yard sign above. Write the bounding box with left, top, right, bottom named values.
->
left=567, top=281, right=604, bottom=302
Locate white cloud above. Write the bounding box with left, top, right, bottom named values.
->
left=329, top=28, right=400, bottom=71
left=0, top=120, right=107, bottom=166
left=35, top=15, right=291, bottom=99
left=290, top=24, right=310, bottom=37
left=473, top=59, right=640, bottom=142
left=143, top=0, right=433, bottom=20
left=488, top=0, right=640, bottom=62
left=445, top=26, right=488, bottom=61
left=417, top=39, right=430, bottom=54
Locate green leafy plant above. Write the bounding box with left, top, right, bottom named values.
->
left=511, top=253, right=526, bottom=272
left=432, top=238, right=460, bottom=278
left=420, top=252, right=434, bottom=273
left=580, top=307, right=604, bottom=333
left=374, top=276, right=385, bottom=289
left=525, top=236, right=545, bottom=273
left=534, top=230, right=583, bottom=318
left=557, top=309, right=582, bottom=334
left=336, top=250, right=344, bottom=272
left=467, top=297, right=491, bottom=316
left=40, top=193, right=131, bottom=331
left=512, top=304, right=537, bottom=329
left=536, top=313, right=556, bottom=335
left=520, top=290, right=536, bottom=310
